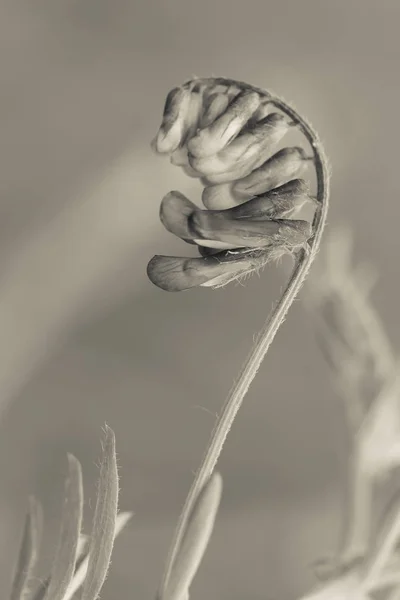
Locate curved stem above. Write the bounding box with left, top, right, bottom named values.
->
left=158, top=81, right=330, bottom=600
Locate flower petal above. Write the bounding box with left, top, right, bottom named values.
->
left=234, top=146, right=309, bottom=197
left=246, top=101, right=271, bottom=127
left=187, top=90, right=261, bottom=158
left=181, top=87, right=204, bottom=143
left=147, top=251, right=265, bottom=291
left=191, top=212, right=311, bottom=251
left=153, top=87, right=192, bottom=154
left=190, top=211, right=282, bottom=248
left=202, top=183, right=241, bottom=210
left=170, top=147, right=190, bottom=167
left=189, top=113, right=289, bottom=179
left=204, top=179, right=311, bottom=219
left=199, top=93, right=230, bottom=129
left=159, top=191, right=198, bottom=241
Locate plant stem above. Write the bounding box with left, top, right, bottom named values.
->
left=158, top=83, right=330, bottom=600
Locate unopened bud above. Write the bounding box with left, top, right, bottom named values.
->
left=153, top=87, right=191, bottom=154
left=182, top=163, right=202, bottom=178
left=159, top=191, right=197, bottom=242
left=147, top=252, right=258, bottom=292
left=189, top=113, right=289, bottom=182
left=246, top=101, right=270, bottom=127
left=192, top=114, right=290, bottom=185
left=199, top=93, right=230, bottom=129
left=153, top=85, right=204, bottom=154
left=187, top=90, right=261, bottom=158
left=170, top=147, right=190, bottom=167
left=202, top=183, right=240, bottom=210
left=204, top=179, right=312, bottom=219
left=181, top=87, right=204, bottom=142
left=234, top=146, right=309, bottom=197
left=190, top=211, right=298, bottom=249
left=170, top=146, right=204, bottom=177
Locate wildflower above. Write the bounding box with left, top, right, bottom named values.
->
left=148, top=77, right=317, bottom=291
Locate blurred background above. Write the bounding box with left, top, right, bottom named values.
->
left=0, top=0, right=399, bottom=598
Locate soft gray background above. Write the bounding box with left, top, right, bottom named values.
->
left=0, top=1, right=399, bottom=598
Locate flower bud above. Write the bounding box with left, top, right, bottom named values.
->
left=190, top=211, right=283, bottom=249
left=159, top=191, right=198, bottom=242
left=182, top=164, right=201, bottom=178
left=233, top=146, right=309, bottom=198
left=153, top=84, right=204, bottom=154
left=170, top=147, right=190, bottom=167
left=170, top=147, right=203, bottom=177
left=204, top=179, right=312, bottom=218
left=147, top=251, right=260, bottom=292
left=153, top=87, right=192, bottom=154
left=189, top=113, right=290, bottom=182
left=187, top=90, right=261, bottom=158
left=246, top=101, right=271, bottom=127
left=202, top=183, right=240, bottom=210
left=192, top=114, right=291, bottom=185
left=199, top=93, right=230, bottom=129
left=181, top=87, right=204, bottom=143
left=190, top=209, right=311, bottom=250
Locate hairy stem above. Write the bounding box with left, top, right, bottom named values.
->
left=158, top=82, right=330, bottom=600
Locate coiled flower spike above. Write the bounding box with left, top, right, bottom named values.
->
left=147, top=77, right=327, bottom=292
left=149, top=77, right=329, bottom=600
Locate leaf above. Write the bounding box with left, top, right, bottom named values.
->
left=31, top=532, right=88, bottom=600
left=80, top=425, right=119, bottom=600
left=43, top=454, right=83, bottom=600
left=64, top=511, right=132, bottom=600
left=9, top=496, right=43, bottom=600
left=161, top=472, right=222, bottom=600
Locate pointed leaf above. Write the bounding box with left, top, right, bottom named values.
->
left=44, top=454, right=83, bottom=600
left=81, top=425, right=119, bottom=600
left=64, top=511, right=132, bottom=600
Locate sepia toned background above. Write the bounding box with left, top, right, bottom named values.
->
left=0, top=0, right=399, bottom=598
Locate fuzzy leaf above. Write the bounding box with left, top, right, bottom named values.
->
left=43, top=454, right=83, bottom=600
left=80, top=425, right=119, bottom=600
left=64, top=511, right=132, bottom=600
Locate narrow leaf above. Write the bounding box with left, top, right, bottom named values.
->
left=31, top=533, right=88, bottom=600
left=44, top=454, right=84, bottom=600
left=9, top=495, right=43, bottom=600
left=64, top=511, right=132, bottom=600
left=81, top=425, right=119, bottom=600
left=162, top=472, right=223, bottom=600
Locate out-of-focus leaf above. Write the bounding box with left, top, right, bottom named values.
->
left=31, top=533, right=89, bottom=600
left=9, top=496, right=43, bottom=600
left=43, top=454, right=83, bottom=600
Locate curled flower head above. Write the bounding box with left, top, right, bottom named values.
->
left=148, top=77, right=321, bottom=291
